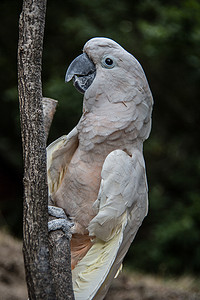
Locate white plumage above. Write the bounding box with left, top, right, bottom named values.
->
left=47, top=37, right=153, bottom=299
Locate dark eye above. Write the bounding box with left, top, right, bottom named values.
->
left=105, top=58, right=113, bottom=65
left=101, top=56, right=116, bottom=69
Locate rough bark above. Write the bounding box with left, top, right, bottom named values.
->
left=18, top=0, right=56, bottom=299
left=49, top=229, right=74, bottom=300
left=42, top=97, right=58, bottom=142
left=18, top=0, right=75, bottom=297
left=43, top=98, right=74, bottom=299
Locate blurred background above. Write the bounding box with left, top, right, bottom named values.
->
left=0, top=0, right=200, bottom=280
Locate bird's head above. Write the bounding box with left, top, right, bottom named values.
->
left=65, top=37, right=153, bottom=140
left=65, top=37, right=143, bottom=94
left=65, top=37, right=152, bottom=105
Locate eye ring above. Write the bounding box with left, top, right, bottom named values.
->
left=101, top=55, right=116, bottom=69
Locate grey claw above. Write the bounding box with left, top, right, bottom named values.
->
left=48, top=206, right=74, bottom=238
left=48, top=205, right=68, bottom=219
left=48, top=219, right=72, bottom=238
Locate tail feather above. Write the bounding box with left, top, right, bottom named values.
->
left=71, top=234, right=94, bottom=270
left=72, top=213, right=127, bottom=300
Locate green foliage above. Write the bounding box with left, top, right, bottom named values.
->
left=124, top=0, right=200, bottom=275
left=0, top=0, right=200, bottom=275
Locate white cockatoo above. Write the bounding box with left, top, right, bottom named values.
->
left=47, top=37, right=153, bottom=300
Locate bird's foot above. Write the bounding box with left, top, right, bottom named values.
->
left=48, top=206, right=74, bottom=238
left=48, top=205, right=69, bottom=219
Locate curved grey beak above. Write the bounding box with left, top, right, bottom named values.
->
left=65, top=53, right=96, bottom=94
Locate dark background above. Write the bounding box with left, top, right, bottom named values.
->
left=0, top=0, right=200, bottom=276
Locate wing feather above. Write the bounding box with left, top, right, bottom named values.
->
left=47, top=127, right=79, bottom=194
left=73, top=149, right=148, bottom=299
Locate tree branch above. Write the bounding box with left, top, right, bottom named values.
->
left=18, top=0, right=74, bottom=298
left=49, top=229, right=74, bottom=300
left=42, top=97, right=74, bottom=300
left=42, top=97, right=58, bottom=142
left=18, top=1, right=56, bottom=299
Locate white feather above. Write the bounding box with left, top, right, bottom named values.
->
left=72, top=149, right=148, bottom=299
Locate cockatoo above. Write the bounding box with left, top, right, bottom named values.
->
left=47, top=37, right=153, bottom=300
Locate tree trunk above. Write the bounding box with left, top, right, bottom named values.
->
left=49, top=229, right=75, bottom=300
left=43, top=97, right=75, bottom=299
left=18, top=1, right=56, bottom=299
left=18, top=0, right=75, bottom=298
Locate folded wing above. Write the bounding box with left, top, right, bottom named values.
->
left=47, top=127, right=79, bottom=195
left=73, top=149, right=148, bottom=300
